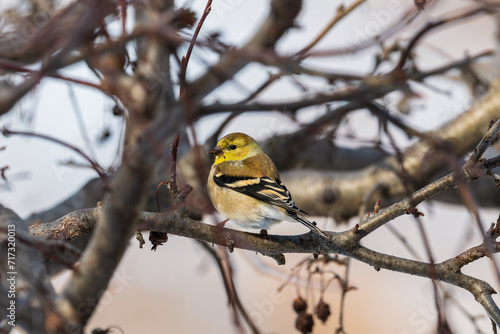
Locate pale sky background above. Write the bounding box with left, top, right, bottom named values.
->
left=2, top=0, right=500, bottom=333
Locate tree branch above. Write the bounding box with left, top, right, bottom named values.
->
left=280, top=81, right=500, bottom=222
left=188, top=0, right=302, bottom=101
left=28, top=151, right=500, bottom=325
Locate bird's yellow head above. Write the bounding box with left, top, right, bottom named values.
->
left=208, top=132, right=262, bottom=165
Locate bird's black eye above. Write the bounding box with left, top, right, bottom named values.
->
left=229, top=144, right=237, bottom=150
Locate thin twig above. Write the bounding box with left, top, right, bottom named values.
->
left=358, top=153, right=500, bottom=236
left=335, top=258, right=351, bottom=334
left=395, top=5, right=494, bottom=72
left=296, top=0, right=366, bottom=58
left=382, top=111, right=452, bottom=332
left=179, top=0, right=212, bottom=96
left=462, top=119, right=500, bottom=286
left=67, top=84, right=98, bottom=159
left=169, top=133, right=181, bottom=195
left=1, top=128, right=107, bottom=181
left=386, top=224, right=422, bottom=260
left=199, top=242, right=262, bottom=334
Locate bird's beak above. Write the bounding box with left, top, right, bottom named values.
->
left=208, top=146, right=223, bottom=156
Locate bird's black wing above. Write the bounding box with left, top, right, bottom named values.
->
left=213, top=173, right=306, bottom=214
left=213, top=173, right=329, bottom=238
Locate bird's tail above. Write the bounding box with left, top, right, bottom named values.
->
left=293, top=214, right=330, bottom=239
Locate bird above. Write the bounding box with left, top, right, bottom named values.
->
left=207, top=132, right=329, bottom=238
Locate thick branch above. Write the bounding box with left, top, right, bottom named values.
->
left=27, top=123, right=500, bottom=325
left=55, top=140, right=156, bottom=329
left=0, top=205, right=62, bottom=332
left=29, top=196, right=500, bottom=326
left=49, top=0, right=304, bottom=329
left=281, top=81, right=500, bottom=222
left=31, top=150, right=500, bottom=254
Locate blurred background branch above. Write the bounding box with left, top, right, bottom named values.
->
left=1, top=0, right=500, bottom=333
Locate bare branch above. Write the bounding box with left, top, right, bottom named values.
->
left=189, top=0, right=302, bottom=101
left=1, top=128, right=108, bottom=181
left=295, top=0, right=366, bottom=58
left=179, top=0, right=212, bottom=96
left=0, top=204, right=65, bottom=332
left=28, top=153, right=500, bottom=325
left=395, top=5, right=496, bottom=72
left=281, top=81, right=500, bottom=222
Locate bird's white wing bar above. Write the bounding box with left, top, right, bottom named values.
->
left=213, top=173, right=329, bottom=238
left=213, top=174, right=308, bottom=214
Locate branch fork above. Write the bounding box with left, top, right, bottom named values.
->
left=465, top=118, right=500, bottom=183
left=152, top=134, right=193, bottom=250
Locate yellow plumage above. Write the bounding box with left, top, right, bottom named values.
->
left=207, top=132, right=328, bottom=237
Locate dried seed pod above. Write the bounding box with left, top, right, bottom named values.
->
left=172, top=8, right=197, bottom=29
left=293, top=296, right=308, bottom=314
left=315, top=299, right=331, bottom=323
left=295, top=312, right=314, bottom=333
left=149, top=231, right=168, bottom=251
left=112, top=105, right=124, bottom=116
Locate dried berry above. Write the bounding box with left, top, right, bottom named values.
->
left=173, top=8, right=197, bottom=29
left=112, top=105, right=124, bottom=116
left=414, top=0, right=426, bottom=10
left=293, top=296, right=307, bottom=314
left=315, top=299, right=331, bottom=323
left=295, top=312, right=314, bottom=333
left=149, top=231, right=168, bottom=251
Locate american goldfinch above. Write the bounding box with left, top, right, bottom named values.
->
left=207, top=132, right=328, bottom=238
